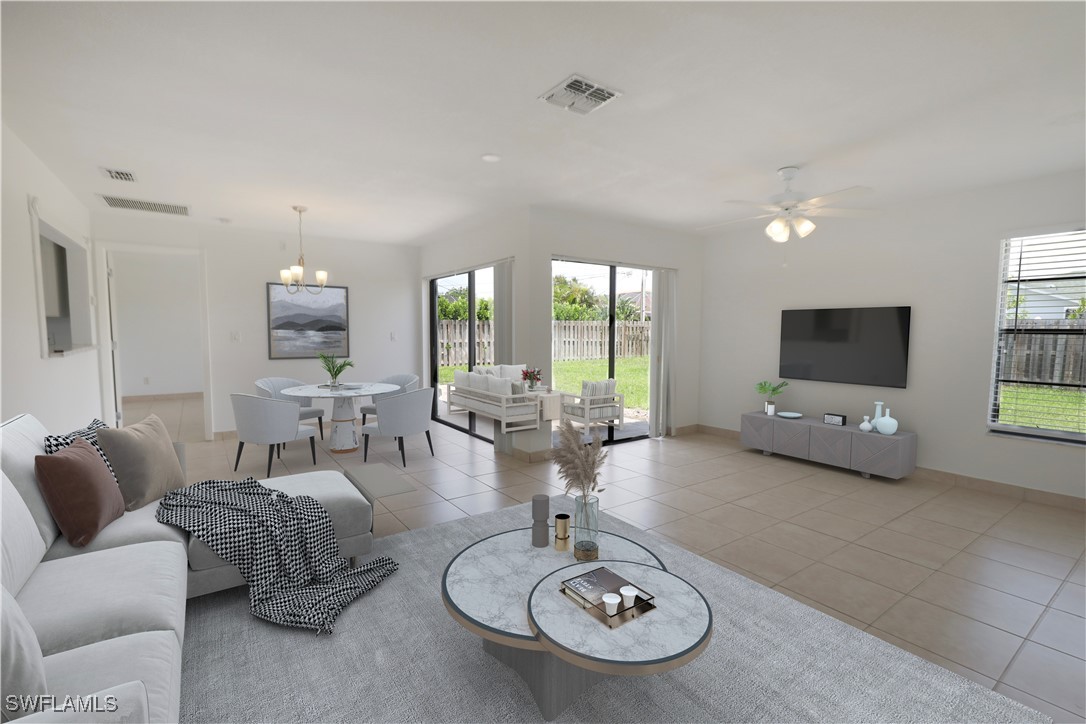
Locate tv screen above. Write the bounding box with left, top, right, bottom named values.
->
left=779, top=306, right=911, bottom=388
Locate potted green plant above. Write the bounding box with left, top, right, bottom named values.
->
left=318, top=353, right=354, bottom=388
left=755, top=380, right=789, bottom=415
left=551, top=419, right=607, bottom=561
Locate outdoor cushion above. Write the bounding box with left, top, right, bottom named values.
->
left=453, top=370, right=469, bottom=388
left=485, top=375, right=513, bottom=396
left=500, top=364, right=526, bottom=379
left=472, top=365, right=496, bottom=375
left=42, top=631, right=179, bottom=724
left=467, top=372, right=488, bottom=390
left=2, top=474, right=46, bottom=595
left=563, top=404, right=622, bottom=419
left=18, top=542, right=187, bottom=656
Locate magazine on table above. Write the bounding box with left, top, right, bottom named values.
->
left=562, top=566, right=639, bottom=608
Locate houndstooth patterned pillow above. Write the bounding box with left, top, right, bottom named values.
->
left=43, top=419, right=117, bottom=483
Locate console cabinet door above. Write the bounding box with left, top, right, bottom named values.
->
left=851, top=432, right=917, bottom=479
left=772, top=419, right=810, bottom=458
left=740, top=413, right=774, bottom=452
left=809, top=425, right=852, bottom=468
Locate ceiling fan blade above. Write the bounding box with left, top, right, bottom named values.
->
left=804, top=207, right=878, bottom=219
left=722, top=200, right=782, bottom=212
left=802, top=186, right=873, bottom=208
left=696, top=213, right=776, bottom=232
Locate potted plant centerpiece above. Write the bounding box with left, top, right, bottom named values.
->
left=552, top=419, right=607, bottom=561
left=319, top=353, right=354, bottom=389
left=755, top=380, right=789, bottom=415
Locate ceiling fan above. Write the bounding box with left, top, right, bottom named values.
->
left=698, top=167, right=873, bottom=242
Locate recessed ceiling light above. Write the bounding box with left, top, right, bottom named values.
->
left=481, top=154, right=502, bottom=163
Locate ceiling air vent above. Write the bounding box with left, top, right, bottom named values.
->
left=100, top=167, right=136, bottom=182
left=100, top=195, right=189, bottom=216
left=539, top=74, right=621, bottom=115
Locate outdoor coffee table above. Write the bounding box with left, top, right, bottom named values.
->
left=441, top=528, right=713, bottom=720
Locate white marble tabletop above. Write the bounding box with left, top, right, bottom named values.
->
left=442, top=528, right=663, bottom=644
left=529, top=561, right=712, bottom=670
left=282, top=382, right=399, bottom=399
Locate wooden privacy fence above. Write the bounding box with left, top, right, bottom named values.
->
left=1000, top=319, right=1085, bottom=385
left=436, top=320, right=651, bottom=365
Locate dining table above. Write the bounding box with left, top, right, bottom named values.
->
left=281, top=382, right=399, bottom=454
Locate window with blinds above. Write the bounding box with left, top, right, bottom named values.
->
left=988, top=230, right=1086, bottom=443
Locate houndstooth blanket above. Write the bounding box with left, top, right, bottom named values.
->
left=156, top=477, right=398, bottom=634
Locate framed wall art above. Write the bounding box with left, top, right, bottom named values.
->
left=267, top=283, right=349, bottom=360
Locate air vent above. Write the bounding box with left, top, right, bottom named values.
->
left=539, top=74, right=621, bottom=115
left=100, top=195, right=189, bottom=216
left=100, top=167, right=137, bottom=182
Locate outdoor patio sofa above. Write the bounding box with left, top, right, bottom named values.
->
left=446, top=364, right=541, bottom=433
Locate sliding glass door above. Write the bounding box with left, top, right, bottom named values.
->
left=430, top=267, right=495, bottom=440
left=552, top=260, right=651, bottom=444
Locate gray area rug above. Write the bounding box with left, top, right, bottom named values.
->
left=180, top=497, right=1047, bottom=723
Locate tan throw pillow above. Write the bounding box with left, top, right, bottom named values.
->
left=33, top=437, right=124, bottom=546
left=96, top=414, right=186, bottom=511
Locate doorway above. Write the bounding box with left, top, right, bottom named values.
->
left=552, top=259, right=651, bottom=444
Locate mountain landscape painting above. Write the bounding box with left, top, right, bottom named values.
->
left=267, top=283, right=349, bottom=359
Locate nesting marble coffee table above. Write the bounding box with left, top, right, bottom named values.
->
left=441, top=528, right=713, bottom=720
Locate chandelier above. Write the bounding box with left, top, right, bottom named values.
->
left=279, top=205, right=328, bottom=294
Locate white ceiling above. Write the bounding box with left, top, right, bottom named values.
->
left=2, top=2, right=1083, bottom=244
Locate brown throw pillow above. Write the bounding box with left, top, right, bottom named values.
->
left=34, top=437, right=124, bottom=546
left=96, top=414, right=186, bottom=511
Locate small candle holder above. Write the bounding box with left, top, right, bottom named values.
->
left=554, top=513, right=570, bottom=552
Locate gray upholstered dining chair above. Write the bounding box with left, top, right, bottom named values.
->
left=359, top=373, right=420, bottom=425
left=230, top=393, right=317, bottom=478
left=255, top=377, right=324, bottom=439
left=360, top=387, right=435, bottom=468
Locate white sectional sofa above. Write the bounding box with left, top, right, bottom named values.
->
left=0, top=413, right=375, bottom=722
left=446, top=364, right=541, bottom=433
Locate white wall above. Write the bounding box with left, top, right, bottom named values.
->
left=700, top=169, right=1086, bottom=497
left=92, top=214, right=421, bottom=433
left=1, top=124, right=101, bottom=431
left=110, top=251, right=204, bottom=396
left=417, top=206, right=704, bottom=430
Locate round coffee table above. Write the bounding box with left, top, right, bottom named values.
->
left=441, top=528, right=712, bottom=720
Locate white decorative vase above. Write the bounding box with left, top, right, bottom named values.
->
left=873, top=401, right=884, bottom=422
left=766, top=402, right=776, bottom=416
left=859, top=415, right=873, bottom=433
left=875, top=409, right=898, bottom=435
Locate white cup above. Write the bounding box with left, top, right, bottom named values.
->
left=619, top=585, right=639, bottom=608
left=601, top=593, right=621, bottom=616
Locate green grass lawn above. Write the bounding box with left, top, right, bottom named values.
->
left=438, top=355, right=650, bottom=410
left=997, top=384, right=1086, bottom=433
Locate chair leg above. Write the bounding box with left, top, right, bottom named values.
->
left=363, top=434, right=369, bottom=462
left=398, top=437, right=406, bottom=468
left=361, top=413, right=367, bottom=426
left=318, top=417, right=324, bottom=440
left=309, top=437, right=316, bottom=465
left=425, top=430, right=434, bottom=457
left=234, top=442, right=244, bottom=471
left=277, top=443, right=281, bottom=459
left=266, top=445, right=275, bottom=478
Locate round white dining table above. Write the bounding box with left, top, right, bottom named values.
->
left=281, top=383, right=399, bottom=454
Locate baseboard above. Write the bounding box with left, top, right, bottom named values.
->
left=690, top=424, right=1085, bottom=511
left=122, top=392, right=202, bottom=402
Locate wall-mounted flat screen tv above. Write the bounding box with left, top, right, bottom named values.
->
left=779, top=306, right=911, bottom=388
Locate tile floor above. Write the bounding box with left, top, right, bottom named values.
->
left=129, top=394, right=1086, bottom=722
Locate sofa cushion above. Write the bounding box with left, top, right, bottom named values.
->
left=17, top=541, right=187, bottom=656
left=43, top=500, right=185, bottom=562
left=186, top=471, right=372, bottom=572
left=500, top=364, right=526, bottom=379
left=1, top=415, right=60, bottom=549
left=1, top=588, right=47, bottom=721
left=95, top=415, right=186, bottom=512
left=42, top=419, right=116, bottom=484
left=2, top=475, right=46, bottom=595
left=452, top=370, right=469, bottom=388
left=34, top=439, right=125, bottom=548
left=486, top=375, right=513, bottom=396
left=466, top=372, right=488, bottom=390
left=42, top=631, right=179, bottom=724
left=581, top=379, right=617, bottom=397
left=472, top=365, right=496, bottom=376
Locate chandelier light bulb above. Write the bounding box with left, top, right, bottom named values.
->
left=792, top=215, right=816, bottom=238
left=280, top=206, right=327, bottom=294
left=766, top=216, right=790, bottom=243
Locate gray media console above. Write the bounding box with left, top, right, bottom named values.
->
left=740, top=412, right=917, bottom=480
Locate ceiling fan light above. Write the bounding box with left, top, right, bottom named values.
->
left=792, top=216, right=816, bottom=238
left=766, top=217, right=790, bottom=242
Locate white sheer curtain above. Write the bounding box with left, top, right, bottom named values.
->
left=492, top=259, right=514, bottom=364
left=649, top=268, right=677, bottom=437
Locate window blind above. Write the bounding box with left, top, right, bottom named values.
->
left=988, top=230, right=1086, bottom=443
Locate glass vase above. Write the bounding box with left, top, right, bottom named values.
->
left=573, top=495, right=599, bottom=561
